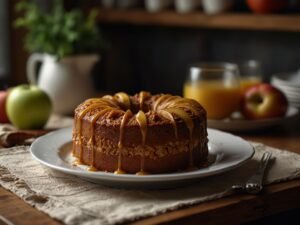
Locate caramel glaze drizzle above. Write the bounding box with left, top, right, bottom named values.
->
left=114, top=109, right=133, bottom=174
left=135, top=110, right=148, bottom=175
left=154, top=94, right=198, bottom=168
left=88, top=107, right=115, bottom=171
left=153, top=95, right=176, bottom=111
left=164, top=108, right=195, bottom=168
left=73, top=97, right=121, bottom=166
left=73, top=103, right=108, bottom=164
left=158, top=110, right=178, bottom=139
left=74, top=91, right=203, bottom=174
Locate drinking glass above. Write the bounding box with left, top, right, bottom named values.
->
left=183, top=62, right=241, bottom=120
left=239, top=60, right=263, bottom=93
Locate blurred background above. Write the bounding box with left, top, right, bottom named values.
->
left=1, top=0, right=300, bottom=95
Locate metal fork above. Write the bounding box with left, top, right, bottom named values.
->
left=232, top=151, right=272, bottom=194
left=0, top=215, right=15, bottom=225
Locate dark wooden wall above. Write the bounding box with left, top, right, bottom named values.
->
left=8, top=0, right=28, bottom=86
left=95, top=25, right=300, bottom=95
left=7, top=0, right=300, bottom=95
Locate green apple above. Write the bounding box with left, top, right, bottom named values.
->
left=6, top=84, right=52, bottom=129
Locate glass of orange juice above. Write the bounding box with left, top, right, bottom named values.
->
left=239, top=60, right=263, bottom=93
left=183, top=62, right=241, bottom=120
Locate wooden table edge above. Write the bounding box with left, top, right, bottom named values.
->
left=1, top=179, right=299, bottom=225
left=129, top=179, right=300, bottom=225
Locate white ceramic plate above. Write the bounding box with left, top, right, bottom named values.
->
left=275, top=85, right=300, bottom=94
left=30, top=127, right=254, bottom=189
left=208, top=106, right=299, bottom=132
left=271, top=73, right=300, bottom=88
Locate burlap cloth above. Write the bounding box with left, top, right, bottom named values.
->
left=0, top=116, right=300, bottom=225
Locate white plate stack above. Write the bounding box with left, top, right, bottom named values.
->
left=271, top=72, right=300, bottom=108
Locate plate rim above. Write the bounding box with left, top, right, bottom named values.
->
left=30, top=127, right=255, bottom=182
left=207, top=106, right=298, bottom=130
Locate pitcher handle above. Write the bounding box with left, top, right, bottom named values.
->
left=26, top=53, right=44, bottom=84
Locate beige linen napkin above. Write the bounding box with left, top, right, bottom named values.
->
left=0, top=118, right=300, bottom=225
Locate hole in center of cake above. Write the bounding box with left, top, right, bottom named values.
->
left=126, top=99, right=152, bottom=115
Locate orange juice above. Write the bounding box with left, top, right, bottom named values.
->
left=183, top=81, right=241, bottom=120
left=240, top=77, right=262, bottom=93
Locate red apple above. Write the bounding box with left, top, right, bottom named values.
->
left=247, top=0, right=288, bottom=14
left=241, top=83, right=288, bottom=120
left=0, top=90, right=10, bottom=123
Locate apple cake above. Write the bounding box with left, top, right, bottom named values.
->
left=72, top=91, right=208, bottom=175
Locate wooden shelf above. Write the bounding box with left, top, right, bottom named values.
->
left=97, top=9, right=300, bottom=32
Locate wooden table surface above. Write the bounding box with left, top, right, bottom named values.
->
left=0, top=115, right=300, bottom=225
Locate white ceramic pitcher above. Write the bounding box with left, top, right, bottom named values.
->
left=27, top=54, right=99, bottom=115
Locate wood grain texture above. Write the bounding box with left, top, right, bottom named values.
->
left=131, top=180, right=300, bottom=225
left=0, top=188, right=62, bottom=225
left=8, top=0, right=29, bottom=85
left=97, top=9, right=300, bottom=32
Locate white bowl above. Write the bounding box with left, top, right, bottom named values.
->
left=271, top=72, right=300, bottom=88
left=145, top=0, right=173, bottom=12
left=175, top=0, right=201, bottom=13
left=202, top=0, right=234, bottom=14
